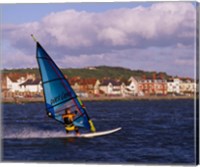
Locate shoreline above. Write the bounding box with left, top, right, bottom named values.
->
left=1, top=95, right=196, bottom=104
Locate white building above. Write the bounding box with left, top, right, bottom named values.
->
left=5, top=74, right=42, bottom=94
left=94, top=80, right=101, bottom=95
left=20, top=78, right=42, bottom=93
left=180, top=78, right=196, bottom=95
left=167, top=78, right=182, bottom=94
left=99, top=79, right=125, bottom=96
left=125, top=76, right=140, bottom=96
left=6, top=75, right=26, bottom=92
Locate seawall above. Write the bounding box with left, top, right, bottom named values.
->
left=1, top=95, right=196, bottom=104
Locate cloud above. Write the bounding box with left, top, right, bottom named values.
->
left=3, top=2, right=195, bottom=52
left=55, top=43, right=195, bottom=78
left=1, top=2, right=196, bottom=77
left=2, top=49, right=36, bottom=69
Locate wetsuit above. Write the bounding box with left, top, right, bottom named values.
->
left=62, top=113, right=79, bottom=133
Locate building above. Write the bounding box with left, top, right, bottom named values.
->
left=99, top=79, right=126, bottom=96
left=1, top=74, right=10, bottom=97
left=167, top=78, right=181, bottom=95
left=69, top=77, right=100, bottom=96
left=6, top=73, right=27, bottom=92
left=124, top=76, right=141, bottom=96
left=79, top=78, right=99, bottom=94
left=139, top=74, right=167, bottom=96
left=2, top=73, right=42, bottom=97
left=20, top=78, right=42, bottom=93
left=153, top=77, right=167, bottom=95
left=69, top=77, right=81, bottom=93
left=179, top=78, right=196, bottom=96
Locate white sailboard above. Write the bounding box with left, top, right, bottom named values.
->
left=65, top=127, right=122, bottom=138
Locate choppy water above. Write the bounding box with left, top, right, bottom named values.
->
left=2, top=100, right=196, bottom=164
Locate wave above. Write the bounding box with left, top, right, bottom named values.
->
left=3, top=128, right=68, bottom=139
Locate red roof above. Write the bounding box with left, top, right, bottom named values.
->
left=6, top=73, right=27, bottom=82
left=20, top=78, right=41, bottom=86
left=100, top=79, right=122, bottom=86
left=69, top=78, right=97, bottom=86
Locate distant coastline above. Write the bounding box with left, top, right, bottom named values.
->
left=1, top=95, right=196, bottom=104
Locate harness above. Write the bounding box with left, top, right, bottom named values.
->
left=62, top=113, right=76, bottom=131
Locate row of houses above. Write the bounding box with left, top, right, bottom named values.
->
left=1, top=73, right=197, bottom=98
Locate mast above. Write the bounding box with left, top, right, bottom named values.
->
left=31, top=34, right=37, bottom=43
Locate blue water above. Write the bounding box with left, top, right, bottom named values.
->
left=2, top=100, right=196, bottom=164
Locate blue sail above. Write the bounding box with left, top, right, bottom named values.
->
left=36, top=42, right=94, bottom=131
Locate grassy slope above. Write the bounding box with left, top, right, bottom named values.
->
left=2, top=66, right=171, bottom=80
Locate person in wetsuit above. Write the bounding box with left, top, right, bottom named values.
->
left=62, top=108, right=80, bottom=135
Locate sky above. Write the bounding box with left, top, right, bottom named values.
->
left=1, top=2, right=198, bottom=78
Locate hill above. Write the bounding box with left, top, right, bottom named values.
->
left=2, top=66, right=172, bottom=80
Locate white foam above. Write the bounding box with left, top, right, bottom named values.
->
left=3, top=128, right=67, bottom=139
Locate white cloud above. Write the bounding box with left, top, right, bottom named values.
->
left=53, top=43, right=195, bottom=78
left=3, top=2, right=195, bottom=49
left=1, top=2, right=196, bottom=77
left=2, top=49, right=36, bottom=69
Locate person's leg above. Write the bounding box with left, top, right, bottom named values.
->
left=75, top=127, right=80, bottom=135
left=65, top=126, right=69, bottom=134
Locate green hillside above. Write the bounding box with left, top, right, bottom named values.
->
left=2, top=66, right=172, bottom=80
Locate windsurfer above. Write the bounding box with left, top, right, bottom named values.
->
left=62, top=108, right=80, bottom=136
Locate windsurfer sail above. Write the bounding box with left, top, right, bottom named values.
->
left=31, top=34, right=96, bottom=133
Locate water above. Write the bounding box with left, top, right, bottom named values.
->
left=2, top=100, right=196, bottom=164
